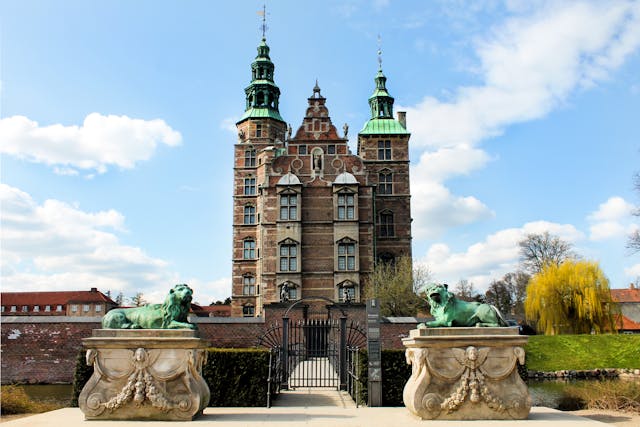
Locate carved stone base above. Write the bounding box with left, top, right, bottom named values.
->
left=402, top=327, right=531, bottom=420
left=78, top=329, right=210, bottom=421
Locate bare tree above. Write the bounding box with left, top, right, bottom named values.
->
left=452, top=279, right=483, bottom=302
left=484, top=271, right=530, bottom=319
left=518, top=231, right=574, bottom=273
left=114, top=292, right=124, bottom=306
left=627, top=173, right=640, bottom=253
left=129, top=292, right=146, bottom=307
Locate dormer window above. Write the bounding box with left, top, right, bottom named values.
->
left=279, top=193, right=298, bottom=220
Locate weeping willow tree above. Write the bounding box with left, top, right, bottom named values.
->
left=525, top=260, right=618, bottom=335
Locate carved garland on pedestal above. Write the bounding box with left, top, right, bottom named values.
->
left=84, top=347, right=205, bottom=417
left=405, top=345, right=527, bottom=419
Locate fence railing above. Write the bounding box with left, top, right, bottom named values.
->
left=267, top=346, right=283, bottom=408
left=346, top=346, right=361, bottom=407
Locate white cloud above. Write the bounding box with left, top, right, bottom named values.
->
left=587, top=196, right=638, bottom=240
left=624, top=263, right=640, bottom=278
left=401, top=1, right=640, bottom=240
left=0, top=113, right=182, bottom=175
left=417, top=221, right=584, bottom=291
left=0, top=184, right=229, bottom=304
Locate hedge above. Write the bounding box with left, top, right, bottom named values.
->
left=355, top=349, right=411, bottom=407
left=72, top=348, right=275, bottom=407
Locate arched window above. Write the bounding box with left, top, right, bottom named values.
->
left=243, top=239, right=256, bottom=259
left=244, top=205, right=256, bottom=224
left=338, top=281, right=357, bottom=303
left=378, top=170, right=393, bottom=194
left=245, top=149, right=256, bottom=167
left=243, top=275, right=256, bottom=295
left=377, top=252, right=396, bottom=265
left=379, top=210, right=395, bottom=237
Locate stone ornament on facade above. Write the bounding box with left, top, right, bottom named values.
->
left=403, top=328, right=531, bottom=420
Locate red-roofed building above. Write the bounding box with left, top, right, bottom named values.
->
left=1, top=288, right=117, bottom=317
left=190, top=303, right=231, bottom=317
left=611, top=283, right=640, bottom=334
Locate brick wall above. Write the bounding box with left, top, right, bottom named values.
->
left=0, top=308, right=419, bottom=384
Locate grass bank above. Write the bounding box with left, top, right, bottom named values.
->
left=525, top=334, right=640, bottom=372
left=0, top=385, right=62, bottom=415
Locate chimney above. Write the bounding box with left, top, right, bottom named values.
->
left=90, top=287, right=98, bottom=293
left=631, top=283, right=636, bottom=290
left=397, top=111, right=407, bottom=128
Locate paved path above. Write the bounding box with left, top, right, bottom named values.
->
left=0, top=389, right=611, bottom=426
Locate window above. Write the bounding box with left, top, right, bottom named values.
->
left=288, top=286, right=298, bottom=300
left=33, top=305, right=40, bottom=312
left=337, top=193, right=355, bottom=220
left=279, top=193, right=297, bottom=220
left=328, top=144, right=336, bottom=154
left=244, top=149, right=256, bottom=167
left=244, top=205, right=256, bottom=224
left=10, top=306, right=17, bottom=312
left=95, top=304, right=102, bottom=313
left=244, top=177, right=256, bottom=195
left=45, top=305, right=51, bottom=312
left=378, top=140, right=391, bottom=160
left=338, top=242, right=356, bottom=271
left=279, top=243, right=298, bottom=272
left=378, top=252, right=396, bottom=265
left=243, top=240, right=256, bottom=259
left=379, top=211, right=395, bottom=237
left=255, top=123, right=262, bottom=138
left=243, top=305, right=255, bottom=317
left=378, top=171, right=393, bottom=195
left=243, top=275, right=256, bottom=295
left=339, top=284, right=356, bottom=303
left=298, top=145, right=307, bottom=155
left=1, top=306, right=4, bottom=313
left=56, top=305, right=63, bottom=312
left=83, top=304, right=90, bottom=313
left=22, top=305, right=28, bottom=312
left=70, top=304, right=78, bottom=313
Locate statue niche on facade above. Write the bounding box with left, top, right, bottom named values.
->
left=101, top=284, right=196, bottom=329
left=420, top=283, right=508, bottom=328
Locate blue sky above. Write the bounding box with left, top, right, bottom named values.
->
left=2, top=0, right=639, bottom=305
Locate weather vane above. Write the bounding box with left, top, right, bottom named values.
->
left=258, top=4, right=269, bottom=38
left=377, top=34, right=383, bottom=70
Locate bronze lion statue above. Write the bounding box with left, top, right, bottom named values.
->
left=421, top=283, right=507, bottom=328
left=102, top=284, right=196, bottom=329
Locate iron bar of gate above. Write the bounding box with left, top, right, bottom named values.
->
left=266, top=346, right=282, bottom=408
left=339, top=316, right=347, bottom=390
left=346, top=346, right=360, bottom=407
left=282, top=316, right=289, bottom=389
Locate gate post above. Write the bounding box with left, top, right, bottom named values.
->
left=339, top=315, right=347, bottom=390
left=367, top=299, right=382, bottom=406
left=282, top=316, right=289, bottom=390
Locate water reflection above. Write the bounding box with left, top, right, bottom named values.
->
left=22, top=384, right=73, bottom=406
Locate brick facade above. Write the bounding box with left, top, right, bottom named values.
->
left=231, top=38, right=412, bottom=317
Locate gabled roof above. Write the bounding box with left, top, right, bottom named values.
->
left=1, top=289, right=116, bottom=306
left=614, top=314, right=640, bottom=331
left=611, top=287, right=640, bottom=303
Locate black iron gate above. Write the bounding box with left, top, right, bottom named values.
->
left=258, top=301, right=366, bottom=392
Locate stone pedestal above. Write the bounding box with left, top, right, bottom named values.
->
left=78, top=329, right=210, bottom=421
left=402, top=327, right=530, bottom=420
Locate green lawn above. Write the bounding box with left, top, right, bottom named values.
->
left=525, top=334, right=640, bottom=371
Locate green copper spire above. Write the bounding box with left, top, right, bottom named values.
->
left=237, top=37, right=285, bottom=124
left=360, top=66, right=409, bottom=135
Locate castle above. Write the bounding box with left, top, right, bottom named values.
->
left=230, top=37, right=412, bottom=317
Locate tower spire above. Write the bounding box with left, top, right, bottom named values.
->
left=258, top=4, right=268, bottom=39
left=377, top=34, right=383, bottom=70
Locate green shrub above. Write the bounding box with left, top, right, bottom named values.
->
left=0, top=385, right=60, bottom=415
left=71, top=350, right=92, bottom=407
left=355, top=349, right=411, bottom=407
left=72, top=347, right=274, bottom=408
left=203, top=348, right=272, bottom=407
